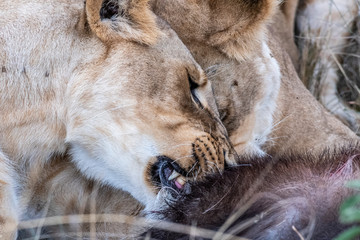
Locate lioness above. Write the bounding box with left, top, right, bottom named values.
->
left=154, top=0, right=282, bottom=157
left=0, top=0, right=236, bottom=237
left=152, top=0, right=360, bottom=156
left=16, top=0, right=360, bottom=238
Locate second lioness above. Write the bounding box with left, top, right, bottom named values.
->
left=152, top=0, right=359, bottom=156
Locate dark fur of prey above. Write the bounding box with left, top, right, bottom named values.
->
left=145, top=147, right=360, bottom=239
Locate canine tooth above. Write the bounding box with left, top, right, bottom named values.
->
left=168, top=171, right=181, bottom=181
left=175, top=176, right=186, bottom=186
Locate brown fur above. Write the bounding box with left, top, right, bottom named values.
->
left=152, top=0, right=278, bottom=61
left=278, top=0, right=300, bottom=69
left=18, top=155, right=144, bottom=239
left=280, top=0, right=299, bottom=36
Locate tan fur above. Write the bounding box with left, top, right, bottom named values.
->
left=86, top=0, right=161, bottom=44
left=152, top=0, right=283, bottom=156
left=151, top=0, right=279, bottom=61
left=152, top=0, right=360, bottom=156
left=14, top=0, right=360, bottom=238
left=280, top=0, right=299, bottom=36
left=279, top=0, right=300, bottom=68
left=20, top=156, right=144, bottom=238
left=0, top=151, right=18, bottom=239
left=0, top=0, right=236, bottom=237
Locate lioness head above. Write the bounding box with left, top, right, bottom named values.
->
left=151, top=0, right=359, bottom=157
left=152, top=0, right=280, bottom=156
left=65, top=0, right=235, bottom=207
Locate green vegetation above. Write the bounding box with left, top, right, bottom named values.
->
left=336, top=180, right=360, bottom=240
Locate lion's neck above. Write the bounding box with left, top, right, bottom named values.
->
left=0, top=1, right=102, bottom=163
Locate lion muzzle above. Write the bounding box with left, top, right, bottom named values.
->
left=153, top=135, right=230, bottom=192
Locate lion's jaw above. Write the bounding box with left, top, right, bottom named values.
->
left=69, top=137, right=158, bottom=206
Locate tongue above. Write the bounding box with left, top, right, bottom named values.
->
left=175, top=180, right=183, bottom=189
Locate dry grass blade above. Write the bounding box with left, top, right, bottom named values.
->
left=213, top=157, right=281, bottom=240
left=18, top=214, right=248, bottom=240
left=297, top=1, right=360, bottom=132
left=292, top=226, right=305, bottom=240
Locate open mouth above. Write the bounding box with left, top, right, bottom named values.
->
left=152, top=156, right=188, bottom=191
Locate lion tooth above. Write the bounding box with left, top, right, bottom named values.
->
left=175, top=176, right=186, bottom=186
left=168, top=170, right=181, bottom=181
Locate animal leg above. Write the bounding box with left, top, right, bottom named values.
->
left=297, top=0, right=360, bottom=130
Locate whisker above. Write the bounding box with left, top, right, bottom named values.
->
left=195, top=167, right=201, bottom=181
left=171, top=155, right=194, bottom=164
left=206, top=163, right=216, bottom=173
left=186, top=161, right=199, bottom=178
left=207, top=161, right=221, bottom=173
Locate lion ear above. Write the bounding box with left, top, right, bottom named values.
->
left=207, top=0, right=279, bottom=60
left=86, top=0, right=160, bottom=45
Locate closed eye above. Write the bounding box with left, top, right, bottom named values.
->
left=188, top=74, right=203, bottom=109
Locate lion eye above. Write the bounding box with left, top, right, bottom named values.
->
left=188, top=74, right=203, bottom=109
